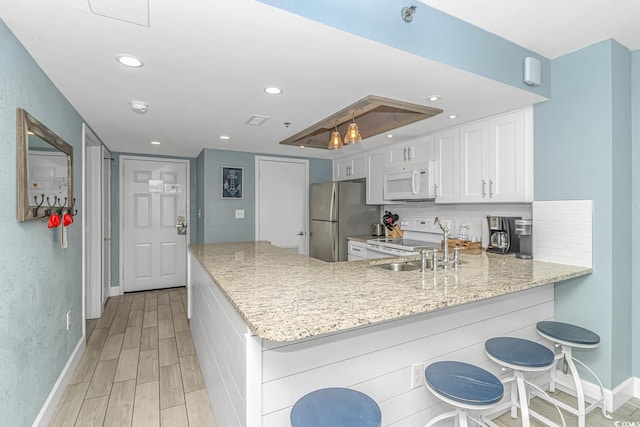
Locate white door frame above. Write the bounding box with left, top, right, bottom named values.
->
left=82, top=124, right=104, bottom=322
left=254, top=156, right=309, bottom=254
left=102, top=147, right=112, bottom=305
left=118, top=155, right=191, bottom=295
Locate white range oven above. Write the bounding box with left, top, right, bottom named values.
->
left=365, top=216, right=455, bottom=260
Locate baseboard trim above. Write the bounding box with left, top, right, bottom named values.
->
left=553, top=371, right=638, bottom=412
left=32, top=336, right=85, bottom=427
left=109, top=285, right=121, bottom=297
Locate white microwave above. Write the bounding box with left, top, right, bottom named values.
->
left=384, top=161, right=435, bottom=201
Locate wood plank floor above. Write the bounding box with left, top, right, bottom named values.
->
left=50, top=287, right=639, bottom=426
left=493, top=391, right=640, bottom=427
left=49, top=287, right=216, bottom=427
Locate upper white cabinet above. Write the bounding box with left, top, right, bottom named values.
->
left=459, top=121, right=490, bottom=202
left=487, top=109, right=532, bottom=202
left=334, top=153, right=366, bottom=181
left=385, top=136, right=435, bottom=170
left=365, top=149, right=403, bottom=205
left=436, top=107, right=533, bottom=204
left=434, top=128, right=460, bottom=203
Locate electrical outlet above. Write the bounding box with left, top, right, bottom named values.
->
left=411, top=363, right=423, bottom=389
left=66, top=310, right=71, bottom=330
left=235, top=209, right=245, bottom=219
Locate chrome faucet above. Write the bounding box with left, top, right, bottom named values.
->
left=434, top=217, right=450, bottom=268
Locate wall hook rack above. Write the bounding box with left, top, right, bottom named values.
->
left=33, top=194, right=78, bottom=219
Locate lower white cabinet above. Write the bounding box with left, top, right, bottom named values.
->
left=347, top=240, right=367, bottom=261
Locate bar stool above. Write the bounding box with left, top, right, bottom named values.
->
left=423, top=361, right=504, bottom=427
left=536, top=321, right=611, bottom=427
left=290, top=387, right=381, bottom=427
left=485, top=337, right=566, bottom=427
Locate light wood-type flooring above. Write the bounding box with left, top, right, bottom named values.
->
left=493, top=390, right=640, bottom=427
left=49, top=287, right=215, bottom=427
left=49, top=286, right=639, bottom=426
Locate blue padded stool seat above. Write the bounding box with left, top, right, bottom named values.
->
left=485, top=337, right=565, bottom=427
left=423, top=361, right=504, bottom=427
left=290, top=387, right=381, bottom=427
left=536, top=321, right=600, bottom=347
left=425, top=361, right=504, bottom=407
left=485, top=337, right=554, bottom=369
left=536, top=321, right=610, bottom=427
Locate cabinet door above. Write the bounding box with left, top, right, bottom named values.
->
left=459, top=122, right=489, bottom=202
left=386, top=144, right=410, bottom=169
left=366, top=151, right=385, bottom=205
left=350, top=155, right=366, bottom=180
left=407, top=135, right=435, bottom=165
left=333, top=158, right=353, bottom=181
left=434, top=129, right=460, bottom=203
left=488, top=110, right=527, bottom=202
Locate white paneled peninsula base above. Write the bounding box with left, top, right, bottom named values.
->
left=188, top=242, right=590, bottom=427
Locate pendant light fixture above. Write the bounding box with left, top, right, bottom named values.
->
left=328, top=122, right=343, bottom=150
left=343, top=113, right=362, bottom=145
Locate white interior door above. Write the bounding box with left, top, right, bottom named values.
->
left=102, top=148, right=111, bottom=303
left=122, top=158, right=188, bottom=292
left=256, top=157, right=309, bottom=255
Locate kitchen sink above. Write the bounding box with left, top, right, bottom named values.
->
left=377, top=262, right=420, bottom=272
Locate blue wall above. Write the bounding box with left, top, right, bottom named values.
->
left=534, top=40, right=633, bottom=388
left=0, top=19, right=85, bottom=426
left=197, top=148, right=332, bottom=243
left=258, top=0, right=550, bottom=98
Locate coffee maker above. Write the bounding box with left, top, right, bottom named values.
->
left=486, top=216, right=521, bottom=254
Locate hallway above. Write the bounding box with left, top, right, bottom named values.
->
left=49, top=288, right=215, bottom=426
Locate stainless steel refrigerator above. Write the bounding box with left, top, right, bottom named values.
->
left=309, top=181, right=380, bottom=262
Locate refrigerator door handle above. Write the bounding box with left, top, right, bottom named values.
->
left=330, top=184, right=337, bottom=221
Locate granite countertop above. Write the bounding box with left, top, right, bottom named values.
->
left=189, top=241, right=591, bottom=343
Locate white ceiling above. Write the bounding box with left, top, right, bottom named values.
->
left=1, top=0, right=635, bottom=159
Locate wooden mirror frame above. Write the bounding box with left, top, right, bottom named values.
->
left=17, top=108, right=73, bottom=221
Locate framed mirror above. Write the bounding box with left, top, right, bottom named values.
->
left=17, top=108, right=73, bottom=221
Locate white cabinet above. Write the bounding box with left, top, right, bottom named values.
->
left=487, top=109, right=532, bottom=202
left=385, top=136, right=435, bottom=170
left=434, top=128, right=460, bottom=203
left=437, top=108, right=533, bottom=204
left=334, top=154, right=366, bottom=181
left=347, top=240, right=367, bottom=261
left=366, top=150, right=405, bottom=205
left=459, top=121, right=489, bottom=202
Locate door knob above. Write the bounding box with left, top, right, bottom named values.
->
left=297, top=231, right=305, bottom=235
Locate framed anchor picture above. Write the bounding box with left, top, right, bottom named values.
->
left=221, top=166, right=243, bottom=199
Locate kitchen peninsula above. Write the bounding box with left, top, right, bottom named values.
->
left=188, top=241, right=591, bottom=426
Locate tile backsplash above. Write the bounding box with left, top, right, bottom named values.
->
left=532, top=200, right=593, bottom=267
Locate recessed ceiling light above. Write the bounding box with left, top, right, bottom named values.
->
left=130, top=101, right=148, bottom=114
left=116, top=55, right=144, bottom=68
left=264, top=87, right=283, bottom=95
left=299, top=146, right=305, bottom=149
left=219, top=135, right=230, bottom=140
left=150, top=141, right=161, bottom=145
left=428, top=95, right=441, bottom=102
left=387, top=134, right=394, bottom=138
left=449, top=114, right=457, bottom=119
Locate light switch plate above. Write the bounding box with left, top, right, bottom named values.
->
left=235, top=209, right=244, bottom=219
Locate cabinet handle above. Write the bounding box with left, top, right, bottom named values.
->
left=403, top=147, right=408, bottom=161
left=434, top=183, right=439, bottom=197
left=482, top=180, right=487, bottom=198
left=489, top=179, right=494, bottom=198
left=408, top=147, right=413, bottom=160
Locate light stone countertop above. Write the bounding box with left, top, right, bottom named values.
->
left=189, top=241, right=591, bottom=343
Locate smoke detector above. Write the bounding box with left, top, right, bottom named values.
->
left=130, top=101, right=148, bottom=114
